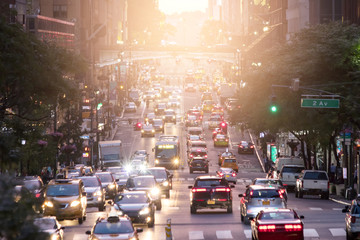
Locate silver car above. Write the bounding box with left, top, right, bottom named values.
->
left=239, top=185, right=287, bottom=224
left=342, top=197, right=360, bottom=239
left=216, top=167, right=237, bottom=184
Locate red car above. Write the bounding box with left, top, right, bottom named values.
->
left=250, top=209, right=304, bottom=240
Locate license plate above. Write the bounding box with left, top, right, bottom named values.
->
left=226, top=175, right=230, bottom=178
left=207, top=200, right=215, bottom=204
left=262, top=200, right=270, bottom=205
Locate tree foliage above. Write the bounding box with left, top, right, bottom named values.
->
left=234, top=22, right=360, bottom=168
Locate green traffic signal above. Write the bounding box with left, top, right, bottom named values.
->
left=97, top=103, right=103, bottom=110
left=270, top=105, right=278, bottom=112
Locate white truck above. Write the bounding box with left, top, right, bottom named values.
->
left=295, top=170, right=329, bottom=199
left=219, top=83, right=237, bottom=105
left=98, top=140, right=124, bottom=168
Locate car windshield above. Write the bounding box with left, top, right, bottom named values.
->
left=210, top=117, right=221, bottom=121
left=224, top=159, right=236, bottom=163
left=196, top=179, right=227, bottom=187
left=93, top=221, right=134, bottom=234
left=155, top=146, right=177, bottom=158
left=115, top=193, right=148, bottom=204
left=221, top=152, right=233, bottom=157
left=189, top=135, right=200, bottom=140
left=23, top=180, right=41, bottom=191
left=188, top=115, right=197, bottom=120
left=34, top=218, right=56, bottom=230
left=251, top=189, right=280, bottom=198
left=127, top=178, right=155, bottom=188
left=96, top=174, right=113, bottom=183
left=189, top=130, right=202, bottom=135
left=148, top=169, right=167, bottom=178
left=216, top=135, right=226, bottom=139
left=79, top=178, right=99, bottom=187
left=282, top=167, right=304, bottom=173
left=143, top=125, right=153, bottom=130
left=146, top=113, right=155, bottom=118
left=153, top=120, right=162, bottom=125
left=254, top=179, right=282, bottom=186
left=46, top=184, right=79, bottom=197
left=260, top=212, right=296, bottom=220
left=303, top=172, right=328, bottom=180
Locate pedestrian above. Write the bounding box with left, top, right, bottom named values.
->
left=330, top=163, right=336, bottom=183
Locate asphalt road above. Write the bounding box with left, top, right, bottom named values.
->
left=62, top=84, right=347, bottom=240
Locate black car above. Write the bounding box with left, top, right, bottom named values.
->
left=238, top=141, right=255, bottom=154
left=125, top=175, right=162, bottom=210
left=95, top=172, right=118, bottom=199
left=146, top=167, right=173, bottom=198
left=163, top=109, right=176, bottom=124
left=16, top=176, right=45, bottom=212
left=188, top=176, right=234, bottom=214
left=114, top=191, right=155, bottom=228
left=155, top=103, right=166, bottom=115
left=189, top=157, right=209, bottom=174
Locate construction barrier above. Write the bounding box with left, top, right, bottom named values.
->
left=165, top=218, right=172, bottom=240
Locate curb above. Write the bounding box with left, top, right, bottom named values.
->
left=248, top=130, right=266, bottom=173
left=329, top=197, right=351, bottom=206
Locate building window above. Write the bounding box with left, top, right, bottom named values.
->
left=53, top=5, right=67, bottom=18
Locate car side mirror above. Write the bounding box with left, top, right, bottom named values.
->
left=136, top=228, right=143, bottom=233
left=300, top=215, right=304, bottom=219
left=188, top=186, right=193, bottom=189
left=238, top=194, right=243, bottom=197
left=85, top=231, right=91, bottom=235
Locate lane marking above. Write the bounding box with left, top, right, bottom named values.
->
left=216, top=230, right=233, bottom=239
left=189, top=231, right=204, bottom=240
left=332, top=208, right=343, bottom=211
left=244, top=230, right=252, bottom=239
left=179, top=178, right=185, bottom=181
left=329, top=228, right=346, bottom=237
left=304, top=229, right=319, bottom=237
left=187, top=178, right=194, bottom=181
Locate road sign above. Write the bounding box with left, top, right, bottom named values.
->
left=301, top=98, right=339, bottom=108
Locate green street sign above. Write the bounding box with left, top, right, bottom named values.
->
left=301, top=98, right=339, bottom=108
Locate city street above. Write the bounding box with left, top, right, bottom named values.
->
left=61, top=83, right=347, bottom=240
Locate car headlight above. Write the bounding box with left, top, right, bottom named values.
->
left=51, top=233, right=60, bottom=240
left=70, top=200, right=80, bottom=207
left=160, top=125, right=163, bottom=128
left=162, top=116, right=165, bottom=119
left=155, top=159, right=159, bottom=164
left=174, top=158, right=179, bottom=164
left=108, top=184, right=116, bottom=189
left=141, top=130, right=144, bottom=133
left=139, top=207, right=150, bottom=215
left=152, top=129, right=155, bottom=132
left=173, top=116, right=175, bottom=119
left=163, top=181, right=169, bottom=187
left=44, top=201, right=54, bottom=208
left=151, top=187, right=160, bottom=196
left=93, top=190, right=102, bottom=196
left=129, top=237, right=137, bottom=240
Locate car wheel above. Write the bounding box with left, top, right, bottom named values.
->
left=227, top=204, right=233, bottom=213
left=148, top=214, right=155, bottom=228
left=98, top=204, right=104, bottom=211
left=321, top=192, right=329, bottom=200
left=190, top=206, right=197, bottom=214
left=78, top=217, right=83, bottom=224
left=156, top=200, right=162, bottom=211
left=165, top=190, right=170, bottom=199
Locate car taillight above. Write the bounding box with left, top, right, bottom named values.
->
left=232, top=172, right=236, bottom=177
left=192, top=188, right=207, bottom=193
left=250, top=145, right=254, bottom=148
left=214, top=139, right=218, bottom=141
left=279, top=189, right=285, bottom=194
left=351, top=216, right=356, bottom=223
left=137, top=123, right=141, bottom=127
left=215, top=188, right=231, bottom=192
left=35, top=193, right=41, bottom=198
left=218, top=172, right=224, bottom=177
left=190, top=154, right=193, bottom=158
left=225, top=139, right=228, bottom=142
left=285, top=224, right=303, bottom=231
left=239, top=145, right=244, bottom=148
left=204, top=155, right=208, bottom=158
left=258, top=225, right=276, bottom=232
left=328, top=181, right=330, bottom=189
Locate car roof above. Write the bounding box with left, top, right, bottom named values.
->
left=48, top=178, right=81, bottom=185
left=121, top=190, right=147, bottom=195
left=260, top=208, right=293, bottom=213
left=131, top=175, right=155, bottom=179
left=196, top=176, right=222, bottom=180
left=248, top=185, right=279, bottom=190
left=219, top=168, right=234, bottom=171
left=147, top=167, right=166, bottom=171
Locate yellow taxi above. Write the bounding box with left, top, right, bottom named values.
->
left=221, top=157, right=238, bottom=172
left=202, top=100, right=215, bottom=113
left=218, top=149, right=235, bottom=166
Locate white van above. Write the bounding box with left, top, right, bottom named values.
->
left=275, top=157, right=304, bottom=172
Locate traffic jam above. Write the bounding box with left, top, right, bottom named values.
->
left=16, top=68, right=348, bottom=240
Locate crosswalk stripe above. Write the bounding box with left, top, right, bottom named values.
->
left=216, top=230, right=233, bottom=239
left=73, top=234, right=87, bottom=240
left=189, top=231, right=204, bottom=240
left=179, top=178, right=185, bottom=181
left=332, top=208, right=343, bottom=211
left=329, top=228, right=346, bottom=237
left=244, top=179, right=252, bottom=183
left=304, top=229, right=319, bottom=237
left=188, top=178, right=194, bottom=181
left=309, top=207, right=323, bottom=211
left=244, top=230, right=252, bottom=239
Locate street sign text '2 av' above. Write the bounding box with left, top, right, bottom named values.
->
left=301, top=98, right=339, bottom=108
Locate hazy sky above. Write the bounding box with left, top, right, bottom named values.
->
left=159, top=0, right=208, bottom=15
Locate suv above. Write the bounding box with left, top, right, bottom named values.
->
left=163, top=109, right=176, bottom=124
left=239, top=185, right=287, bottom=224
left=43, top=179, right=87, bottom=224
left=278, top=165, right=305, bottom=189
left=187, top=147, right=208, bottom=164
left=155, top=103, right=166, bottom=115
left=295, top=170, right=329, bottom=199
left=188, top=176, right=234, bottom=214
left=16, top=176, right=45, bottom=212
left=146, top=167, right=173, bottom=198
left=77, top=176, right=105, bottom=211
left=95, top=172, right=118, bottom=199
left=189, top=157, right=209, bottom=174
left=342, top=196, right=360, bottom=240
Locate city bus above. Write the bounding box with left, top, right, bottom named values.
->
left=153, top=136, right=180, bottom=169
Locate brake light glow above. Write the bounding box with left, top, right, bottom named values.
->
left=225, top=139, right=228, bottom=142
left=192, top=188, right=207, bottom=193
left=218, top=172, right=224, bottom=177
left=285, top=224, right=303, bottom=231
left=258, top=225, right=276, bottom=232
left=216, top=188, right=231, bottom=192
left=250, top=191, right=253, bottom=196
left=218, top=199, right=227, bottom=201
left=190, top=154, right=193, bottom=158
left=232, top=172, right=236, bottom=177
left=205, top=155, right=208, bottom=158
left=279, top=189, right=286, bottom=194
left=221, top=123, right=226, bottom=127
left=137, top=123, right=141, bottom=127
left=239, top=145, right=244, bottom=148
left=250, top=145, right=254, bottom=148
left=214, top=139, right=218, bottom=141
left=35, top=193, right=41, bottom=198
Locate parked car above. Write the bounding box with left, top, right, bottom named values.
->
left=295, top=170, right=329, bottom=199
left=343, top=196, right=360, bottom=240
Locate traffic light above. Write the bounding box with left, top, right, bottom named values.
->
left=220, top=121, right=228, bottom=134
left=97, top=102, right=103, bottom=110
left=269, top=95, right=278, bottom=113
left=83, top=146, right=90, bottom=158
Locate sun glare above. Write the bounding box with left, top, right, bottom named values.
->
left=159, top=0, right=208, bottom=15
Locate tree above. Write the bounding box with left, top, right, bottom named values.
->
left=234, top=22, right=360, bottom=169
